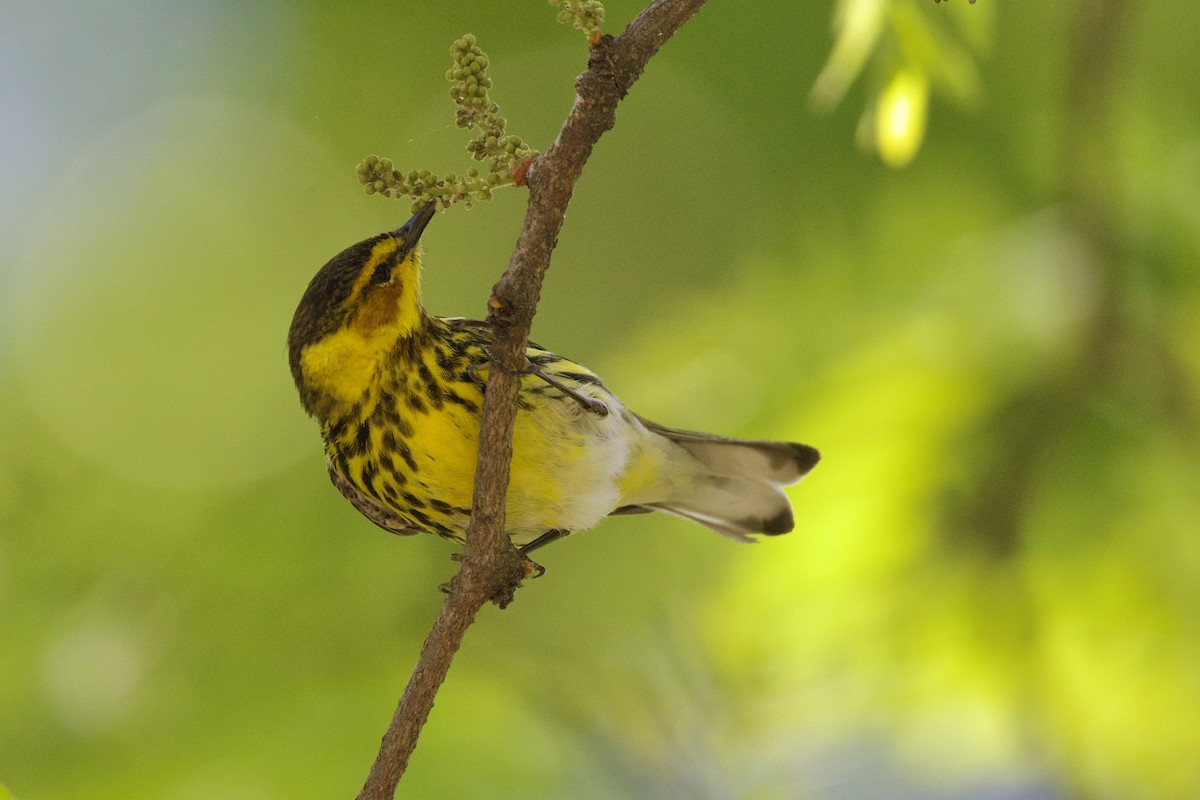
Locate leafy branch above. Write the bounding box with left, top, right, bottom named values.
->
left=355, top=33, right=537, bottom=212
left=354, top=2, right=708, bottom=798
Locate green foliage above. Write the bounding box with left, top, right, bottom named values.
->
left=812, top=0, right=990, bottom=166
left=356, top=34, right=537, bottom=212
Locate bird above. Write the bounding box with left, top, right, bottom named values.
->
left=287, top=202, right=819, bottom=560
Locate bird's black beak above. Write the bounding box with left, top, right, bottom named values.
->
left=393, top=201, right=437, bottom=257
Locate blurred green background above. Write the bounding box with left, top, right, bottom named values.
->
left=3, top=1, right=1198, bottom=798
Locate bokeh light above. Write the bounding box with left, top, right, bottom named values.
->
left=11, top=97, right=342, bottom=488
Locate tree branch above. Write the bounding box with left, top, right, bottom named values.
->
left=355, top=2, right=708, bottom=797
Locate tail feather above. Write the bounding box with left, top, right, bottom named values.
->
left=621, top=416, right=820, bottom=541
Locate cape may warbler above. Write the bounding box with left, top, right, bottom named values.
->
left=288, top=203, right=819, bottom=555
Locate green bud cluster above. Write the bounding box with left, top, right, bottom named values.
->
left=355, top=34, right=538, bottom=212
left=356, top=155, right=509, bottom=213
left=448, top=34, right=536, bottom=168
left=447, top=34, right=494, bottom=123
left=551, top=0, right=605, bottom=41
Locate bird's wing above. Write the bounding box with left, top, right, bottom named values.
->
left=326, top=459, right=423, bottom=537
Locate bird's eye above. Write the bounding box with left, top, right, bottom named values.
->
left=370, top=260, right=393, bottom=285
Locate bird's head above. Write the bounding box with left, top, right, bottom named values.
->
left=287, top=201, right=437, bottom=417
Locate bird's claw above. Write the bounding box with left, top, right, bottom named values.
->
left=522, top=556, right=546, bottom=580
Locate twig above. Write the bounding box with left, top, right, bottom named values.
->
left=355, top=2, right=708, bottom=797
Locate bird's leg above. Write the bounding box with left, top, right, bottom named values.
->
left=469, top=360, right=609, bottom=417
left=519, top=528, right=571, bottom=555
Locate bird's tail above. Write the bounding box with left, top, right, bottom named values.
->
left=614, top=417, right=820, bottom=542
